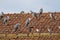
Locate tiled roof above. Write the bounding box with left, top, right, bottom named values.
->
left=0, top=12, right=60, bottom=34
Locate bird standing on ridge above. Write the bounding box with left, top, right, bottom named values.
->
left=30, top=11, right=37, bottom=18
left=39, top=8, right=43, bottom=15
left=0, top=12, right=4, bottom=19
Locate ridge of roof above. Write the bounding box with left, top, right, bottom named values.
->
left=0, top=12, right=60, bottom=14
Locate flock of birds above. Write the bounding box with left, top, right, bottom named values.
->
left=0, top=8, right=59, bottom=33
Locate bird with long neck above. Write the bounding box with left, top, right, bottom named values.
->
left=0, top=12, right=4, bottom=19
left=3, top=16, right=9, bottom=24
left=25, top=18, right=31, bottom=27
left=49, top=13, right=55, bottom=20
left=14, top=23, right=20, bottom=32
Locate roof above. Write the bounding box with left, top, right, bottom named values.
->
left=0, top=12, right=60, bottom=34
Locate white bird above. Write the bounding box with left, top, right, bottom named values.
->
left=49, top=13, right=53, bottom=18
left=58, top=26, right=60, bottom=29
left=36, top=29, right=39, bottom=32
left=3, top=16, right=9, bottom=24
left=47, top=28, right=51, bottom=32
left=49, top=13, right=55, bottom=20
left=14, top=23, right=20, bottom=32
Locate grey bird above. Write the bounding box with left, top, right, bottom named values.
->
left=25, top=18, right=31, bottom=27
left=30, top=11, right=37, bottom=18
left=20, top=11, right=24, bottom=14
left=0, top=12, right=4, bottom=19
left=3, top=16, right=9, bottom=24
left=38, top=8, right=43, bottom=17
left=39, top=8, right=43, bottom=14
left=14, top=23, right=20, bottom=32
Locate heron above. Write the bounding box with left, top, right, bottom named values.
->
left=0, top=12, right=4, bottom=19
left=39, top=8, right=43, bottom=15
left=49, top=13, right=55, bottom=20
left=14, top=23, right=20, bottom=32
left=30, top=11, right=37, bottom=18
left=3, top=16, right=9, bottom=24
left=25, top=18, right=31, bottom=27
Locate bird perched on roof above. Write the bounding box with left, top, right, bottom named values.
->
left=49, top=13, right=55, bottom=20
left=58, top=26, right=60, bottom=29
left=0, top=12, right=4, bottom=19
left=14, top=23, right=20, bottom=32
left=39, top=8, right=43, bottom=15
left=20, top=11, right=24, bottom=14
left=37, top=8, right=43, bottom=18
left=30, top=10, right=33, bottom=13
left=25, top=18, right=31, bottom=27
left=47, top=28, right=51, bottom=32
left=3, top=16, right=9, bottom=24
left=30, top=11, right=37, bottom=18
left=36, top=29, right=39, bottom=32
left=47, top=28, right=52, bottom=35
left=47, top=28, right=52, bottom=33
left=1, top=12, right=4, bottom=15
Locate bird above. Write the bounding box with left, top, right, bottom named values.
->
left=49, top=13, right=55, bottom=20
left=47, top=28, right=51, bottom=32
left=30, top=11, right=37, bottom=18
left=30, top=11, right=34, bottom=17
left=37, top=8, right=43, bottom=17
left=58, top=26, right=60, bottom=29
left=3, top=16, right=9, bottom=24
left=14, top=23, right=20, bottom=32
left=30, top=10, right=33, bottom=13
left=36, top=29, right=39, bottom=32
left=20, top=11, right=24, bottom=14
left=0, top=12, right=4, bottom=19
left=39, top=8, right=43, bottom=14
left=1, top=12, right=4, bottom=15
left=25, top=18, right=31, bottom=27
